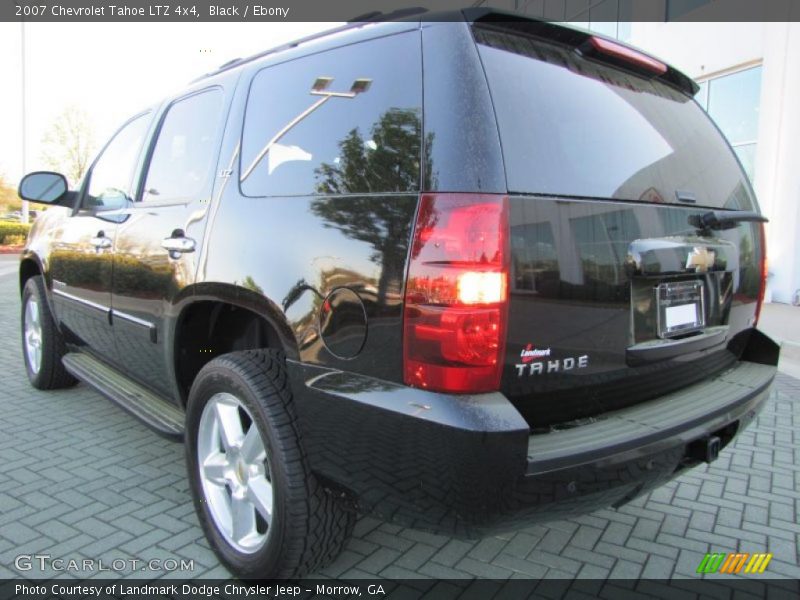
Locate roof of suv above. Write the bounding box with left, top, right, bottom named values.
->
left=192, top=8, right=697, bottom=97
left=193, top=8, right=432, bottom=83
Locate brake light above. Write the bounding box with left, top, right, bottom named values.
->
left=754, top=222, right=768, bottom=326
left=403, top=194, right=509, bottom=393
left=588, top=36, right=668, bottom=76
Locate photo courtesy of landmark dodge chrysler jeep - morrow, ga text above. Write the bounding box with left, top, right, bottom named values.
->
left=17, top=9, right=779, bottom=578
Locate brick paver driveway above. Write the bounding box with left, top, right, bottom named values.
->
left=0, top=262, right=798, bottom=580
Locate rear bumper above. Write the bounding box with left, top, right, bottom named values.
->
left=510, top=359, right=775, bottom=529
left=289, top=330, right=778, bottom=537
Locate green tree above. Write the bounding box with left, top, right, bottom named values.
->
left=315, top=108, right=427, bottom=195
left=0, top=173, right=22, bottom=213
left=311, top=108, right=434, bottom=304
left=40, top=105, right=95, bottom=186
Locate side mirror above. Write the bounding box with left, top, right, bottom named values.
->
left=18, top=171, right=69, bottom=205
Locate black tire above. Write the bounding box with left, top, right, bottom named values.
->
left=21, top=275, right=77, bottom=390
left=185, top=349, right=354, bottom=578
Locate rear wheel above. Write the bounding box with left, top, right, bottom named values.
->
left=185, top=349, right=353, bottom=578
left=21, top=276, right=77, bottom=390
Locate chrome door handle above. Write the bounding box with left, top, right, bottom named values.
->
left=162, top=234, right=196, bottom=259
left=90, top=233, right=112, bottom=249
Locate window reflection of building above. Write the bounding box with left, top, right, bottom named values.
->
left=571, top=209, right=641, bottom=287
left=511, top=221, right=558, bottom=295
left=510, top=201, right=751, bottom=304
left=511, top=204, right=644, bottom=301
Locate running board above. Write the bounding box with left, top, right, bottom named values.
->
left=62, top=352, right=184, bottom=440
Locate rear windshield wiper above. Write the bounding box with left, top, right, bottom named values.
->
left=689, top=210, right=768, bottom=231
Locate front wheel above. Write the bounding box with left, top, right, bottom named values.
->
left=185, top=349, right=353, bottom=578
left=21, top=275, right=77, bottom=390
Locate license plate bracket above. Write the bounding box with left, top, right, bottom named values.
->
left=655, top=281, right=705, bottom=339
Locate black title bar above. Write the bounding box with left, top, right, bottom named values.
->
left=3, top=578, right=800, bottom=600
left=2, top=0, right=800, bottom=22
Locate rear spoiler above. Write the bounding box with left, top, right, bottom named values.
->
left=463, top=8, right=699, bottom=97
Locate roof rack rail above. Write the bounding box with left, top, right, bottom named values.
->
left=348, top=11, right=381, bottom=21
left=348, top=7, right=428, bottom=22
left=216, top=58, right=242, bottom=70
left=190, top=22, right=363, bottom=83
left=192, top=6, right=426, bottom=84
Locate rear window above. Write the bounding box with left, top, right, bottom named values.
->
left=474, top=26, right=755, bottom=210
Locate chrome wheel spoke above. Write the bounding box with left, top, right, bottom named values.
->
left=247, top=475, right=273, bottom=524
left=202, top=453, right=229, bottom=486
left=214, top=401, right=244, bottom=452
left=230, top=494, right=257, bottom=544
left=241, top=424, right=266, bottom=464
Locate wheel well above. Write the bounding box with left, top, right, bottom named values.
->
left=19, top=259, right=40, bottom=295
left=174, top=301, right=282, bottom=406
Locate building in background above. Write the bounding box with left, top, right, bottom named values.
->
left=629, top=19, right=799, bottom=306
left=487, top=0, right=800, bottom=304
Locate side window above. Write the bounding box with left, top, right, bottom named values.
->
left=240, top=31, right=422, bottom=197
left=85, top=114, right=150, bottom=210
left=142, top=89, right=223, bottom=201
left=142, top=89, right=224, bottom=203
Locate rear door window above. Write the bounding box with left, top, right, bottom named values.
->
left=240, top=31, right=422, bottom=197
left=142, top=89, right=224, bottom=204
left=474, top=25, right=755, bottom=210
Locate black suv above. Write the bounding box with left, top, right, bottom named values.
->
left=18, top=11, right=779, bottom=578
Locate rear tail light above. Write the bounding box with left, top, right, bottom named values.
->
left=403, top=194, right=509, bottom=393
left=754, top=222, right=768, bottom=326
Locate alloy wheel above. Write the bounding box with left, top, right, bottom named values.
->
left=197, top=392, right=273, bottom=553
left=23, top=296, right=43, bottom=375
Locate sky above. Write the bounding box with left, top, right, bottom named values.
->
left=0, top=22, right=336, bottom=184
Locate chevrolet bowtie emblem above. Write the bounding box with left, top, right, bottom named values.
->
left=686, top=247, right=716, bottom=273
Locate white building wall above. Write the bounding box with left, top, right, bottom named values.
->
left=628, top=22, right=763, bottom=77
left=755, top=22, right=800, bottom=304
